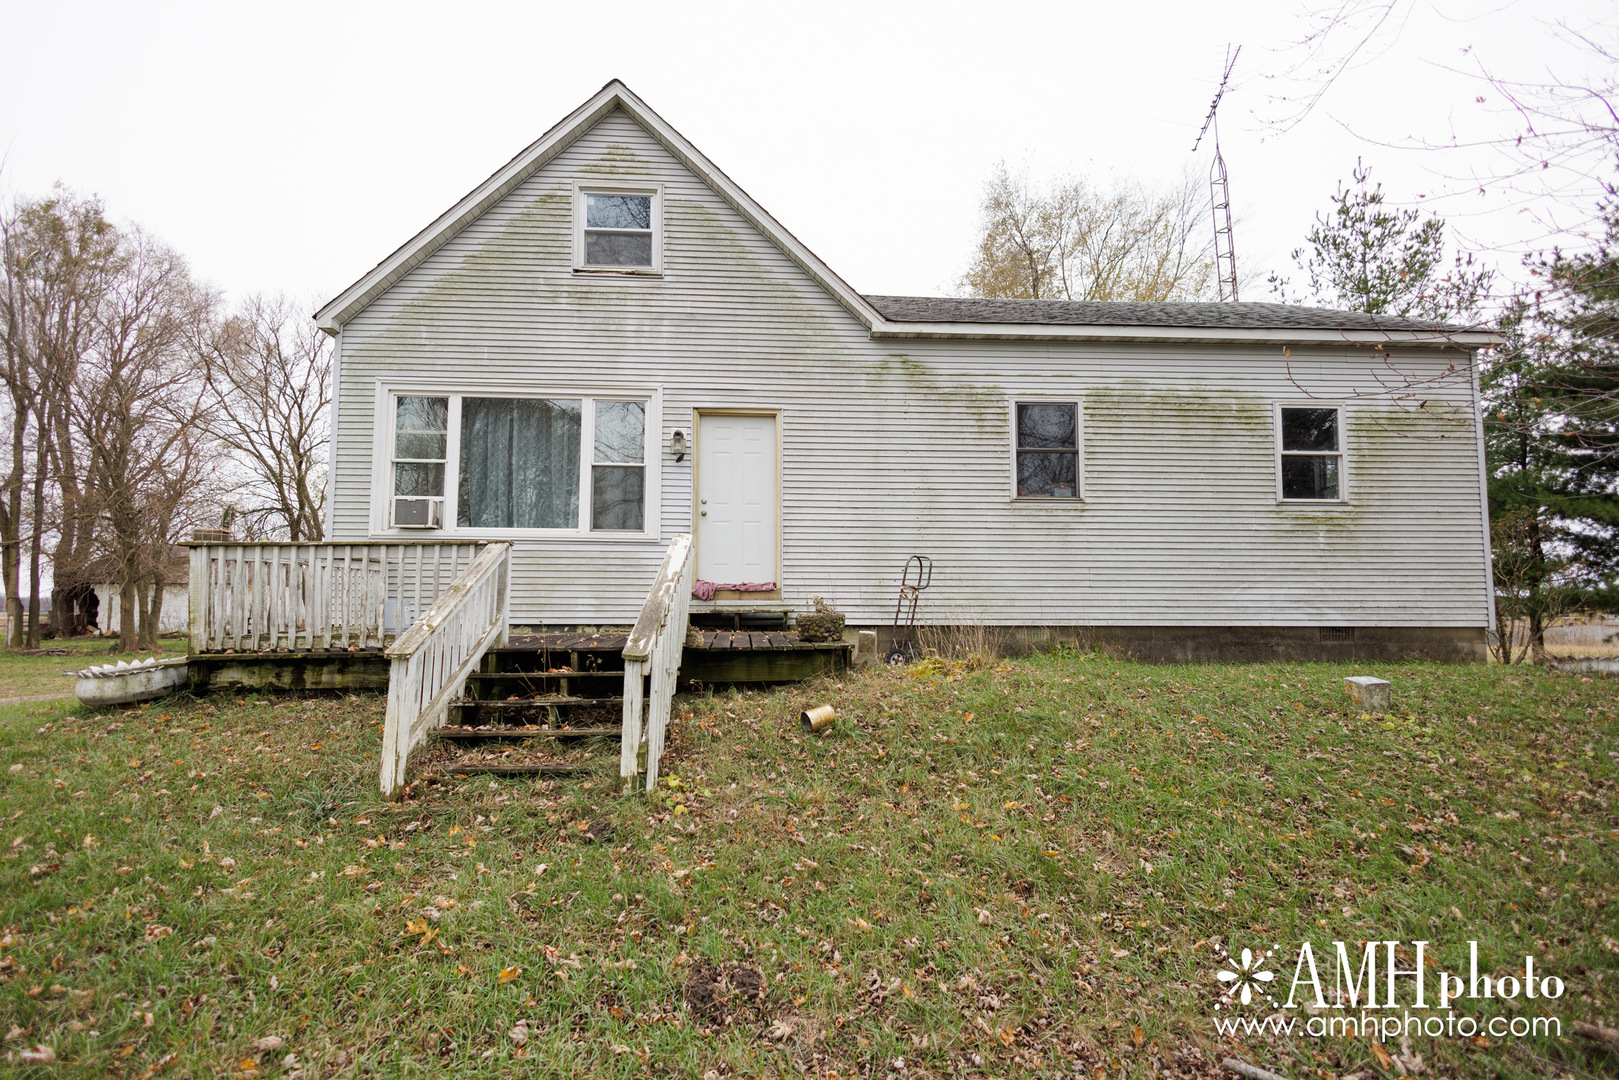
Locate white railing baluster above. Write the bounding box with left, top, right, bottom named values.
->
left=189, top=541, right=499, bottom=658
left=619, top=534, right=695, bottom=794
left=378, top=542, right=511, bottom=800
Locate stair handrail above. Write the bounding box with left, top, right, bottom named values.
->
left=379, top=541, right=512, bottom=800
left=620, top=533, right=695, bottom=793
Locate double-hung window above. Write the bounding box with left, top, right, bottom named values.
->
left=1277, top=405, right=1345, bottom=501
left=1013, top=400, right=1081, bottom=499
left=391, top=396, right=448, bottom=527
left=387, top=392, right=652, bottom=534
left=575, top=185, right=661, bottom=272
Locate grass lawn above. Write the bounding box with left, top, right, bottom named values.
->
left=0, top=637, right=187, bottom=702
left=0, top=652, right=1615, bottom=1079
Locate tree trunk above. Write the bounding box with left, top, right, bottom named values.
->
left=49, top=586, right=71, bottom=638
left=26, top=465, right=45, bottom=647
left=141, top=578, right=164, bottom=651
left=117, top=578, right=137, bottom=654
left=0, top=538, right=17, bottom=649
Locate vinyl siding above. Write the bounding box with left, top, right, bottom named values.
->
left=331, top=108, right=1491, bottom=629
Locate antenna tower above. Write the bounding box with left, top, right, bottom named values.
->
left=1192, top=45, right=1241, bottom=302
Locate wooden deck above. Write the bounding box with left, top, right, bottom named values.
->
left=505, top=630, right=837, bottom=652
left=188, top=627, right=852, bottom=691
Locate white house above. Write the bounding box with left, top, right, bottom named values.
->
left=310, top=81, right=1497, bottom=662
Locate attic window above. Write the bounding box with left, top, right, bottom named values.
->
left=576, top=186, right=661, bottom=272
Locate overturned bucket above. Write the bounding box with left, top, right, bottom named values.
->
left=800, top=704, right=836, bottom=733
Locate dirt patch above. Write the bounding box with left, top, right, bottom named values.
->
left=684, top=960, right=766, bottom=1028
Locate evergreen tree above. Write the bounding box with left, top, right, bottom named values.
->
left=1273, top=160, right=1492, bottom=322
left=1482, top=179, right=1619, bottom=654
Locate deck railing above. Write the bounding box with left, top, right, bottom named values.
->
left=379, top=542, right=511, bottom=800
left=619, top=533, right=696, bottom=793
left=187, top=541, right=484, bottom=654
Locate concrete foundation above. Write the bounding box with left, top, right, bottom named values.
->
left=853, top=624, right=1488, bottom=664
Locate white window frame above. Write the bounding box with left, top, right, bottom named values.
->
left=1008, top=396, right=1084, bottom=502
left=388, top=394, right=450, bottom=528
left=1274, top=402, right=1349, bottom=504
left=372, top=382, right=662, bottom=540
left=572, top=181, right=663, bottom=275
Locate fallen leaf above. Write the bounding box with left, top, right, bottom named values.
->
left=1370, top=1043, right=1395, bottom=1071
left=253, top=1035, right=284, bottom=1052
left=136, top=1051, right=179, bottom=1079
left=18, top=1044, right=54, bottom=1064
left=498, top=966, right=522, bottom=984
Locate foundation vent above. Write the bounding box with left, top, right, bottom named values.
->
left=1319, top=627, right=1357, bottom=643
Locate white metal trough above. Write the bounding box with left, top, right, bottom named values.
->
left=71, top=656, right=190, bottom=707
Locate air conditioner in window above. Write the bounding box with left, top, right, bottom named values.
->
left=393, top=498, right=441, bottom=529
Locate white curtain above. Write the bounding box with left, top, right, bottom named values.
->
left=458, top=398, right=581, bottom=528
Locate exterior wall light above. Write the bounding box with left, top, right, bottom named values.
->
left=671, top=429, right=688, bottom=461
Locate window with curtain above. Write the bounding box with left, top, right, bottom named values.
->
left=386, top=392, right=652, bottom=534
left=458, top=398, right=583, bottom=529
left=1014, top=401, right=1080, bottom=498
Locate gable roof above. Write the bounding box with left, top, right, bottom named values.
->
left=315, top=80, right=883, bottom=334
left=317, top=82, right=1499, bottom=349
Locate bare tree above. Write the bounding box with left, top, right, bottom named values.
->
left=1266, top=3, right=1618, bottom=247
left=0, top=187, right=120, bottom=646
left=76, top=228, right=219, bottom=652
left=203, top=295, right=330, bottom=541
left=960, top=163, right=1216, bottom=302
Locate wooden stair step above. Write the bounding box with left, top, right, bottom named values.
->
left=433, top=763, right=592, bottom=777
left=454, top=696, right=624, bottom=708
left=467, top=671, right=624, bottom=682
left=438, top=726, right=621, bottom=740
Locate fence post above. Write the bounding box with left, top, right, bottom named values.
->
left=188, top=546, right=208, bottom=654
left=619, top=658, right=645, bottom=792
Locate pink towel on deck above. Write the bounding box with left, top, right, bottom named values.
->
left=692, top=581, right=776, bottom=601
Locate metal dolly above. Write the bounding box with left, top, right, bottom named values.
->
left=886, top=555, right=933, bottom=665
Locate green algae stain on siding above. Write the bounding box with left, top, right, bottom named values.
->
left=869, top=353, right=1006, bottom=429
left=579, top=144, right=650, bottom=176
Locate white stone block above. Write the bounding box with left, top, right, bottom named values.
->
left=854, top=629, right=878, bottom=665
left=1345, top=675, right=1391, bottom=713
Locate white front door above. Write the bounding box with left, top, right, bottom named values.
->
left=696, top=413, right=778, bottom=586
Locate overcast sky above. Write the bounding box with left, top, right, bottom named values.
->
left=2, top=0, right=1614, bottom=312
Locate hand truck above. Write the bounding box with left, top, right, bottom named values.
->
left=885, top=555, right=933, bottom=665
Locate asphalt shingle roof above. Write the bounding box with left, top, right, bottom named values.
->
left=862, top=296, right=1472, bottom=333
